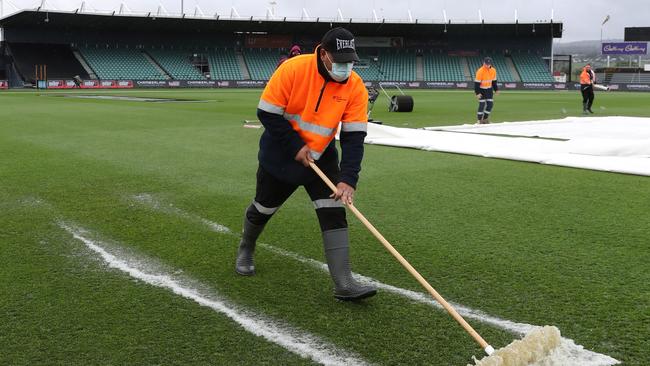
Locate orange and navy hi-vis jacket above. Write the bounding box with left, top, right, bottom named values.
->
left=474, top=65, right=498, bottom=94
left=580, top=68, right=594, bottom=85
left=256, top=45, right=369, bottom=187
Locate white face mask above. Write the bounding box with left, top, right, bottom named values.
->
left=326, top=53, right=353, bottom=82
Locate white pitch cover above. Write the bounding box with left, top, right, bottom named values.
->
left=364, top=117, right=650, bottom=176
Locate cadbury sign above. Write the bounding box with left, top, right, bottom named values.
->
left=601, top=42, right=648, bottom=55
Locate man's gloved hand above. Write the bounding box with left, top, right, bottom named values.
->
left=331, top=182, right=355, bottom=205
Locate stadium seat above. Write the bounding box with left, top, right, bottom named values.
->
left=354, top=52, right=383, bottom=81
left=244, top=48, right=282, bottom=80
left=80, top=46, right=166, bottom=80
left=9, top=43, right=89, bottom=82
left=511, top=54, right=554, bottom=83
left=147, top=48, right=206, bottom=80
left=207, top=49, right=242, bottom=80
left=423, top=52, right=465, bottom=82
left=377, top=50, right=416, bottom=81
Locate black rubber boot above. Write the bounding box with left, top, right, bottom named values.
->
left=323, top=228, right=377, bottom=301
left=235, top=217, right=265, bottom=276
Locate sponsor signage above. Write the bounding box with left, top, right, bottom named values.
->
left=601, top=42, right=648, bottom=55
left=136, top=80, right=168, bottom=88
left=128, top=80, right=258, bottom=88
left=424, top=81, right=455, bottom=89
left=378, top=81, right=410, bottom=87
left=235, top=80, right=266, bottom=88
left=625, top=84, right=650, bottom=90
left=448, top=50, right=479, bottom=57
left=522, top=83, right=553, bottom=90
left=355, top=37, right=404, bottom=48
left=245, top=34, right=292, bottom=48
left=186, top=80, right=217, bottom=87
left=46, top=79, right=649, bottom=92
left=80, top=80, right=101, bottom=89
left=98, top=80, right=134, bottom=89
left=42, top=79, right=134, bottom=89
left=47, top=80, right=76, bottom=89
left=0, top=80, right=8, bottom=89
left=116, top=80, right=134, bottom=88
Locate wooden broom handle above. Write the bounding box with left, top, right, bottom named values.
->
left=309, top=161, right=492, bottom=353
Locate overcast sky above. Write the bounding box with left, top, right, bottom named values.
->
left=2, top=0, right=649, bottom=42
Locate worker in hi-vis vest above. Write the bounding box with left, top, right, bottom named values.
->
left=580, top=64, right=596, bottom=114
left=235, top=27, right=377, bottom=301
left=474, top=57, right=499, bottom=124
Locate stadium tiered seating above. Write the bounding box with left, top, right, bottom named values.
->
left=244, top=48, right=281, bottom=80
left=9, top=43, right=89, bottom=82
left=377, top=50, right=416, bottom=81
left=207, top=49, right=242, bottom=80
left=80, top=46, right=165, bottom=80
left=423, top=53, right=465, bottom=81
left=354, top=53, right=383, bottom=81
left=466, top=55, right=515, bottom=82
left=147, top=48, right=205, bottom=80
left=511, top=54, right=554, bottom=82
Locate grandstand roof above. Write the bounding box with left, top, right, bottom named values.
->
left=0, top=10, right=562, bottom=38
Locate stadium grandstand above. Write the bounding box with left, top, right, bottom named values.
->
left=0, top=9, right=564, bottom=89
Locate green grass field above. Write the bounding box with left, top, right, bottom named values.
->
left=1, top=89, right=649, bottom=365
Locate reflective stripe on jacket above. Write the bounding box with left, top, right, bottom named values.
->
left=258, top=48, right=368, bottom=160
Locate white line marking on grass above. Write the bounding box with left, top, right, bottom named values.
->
left=59, top=222, right=371, bottom=366
left=131, top=194, right=619, bottom=366
left=261, top=248, right=619, bottom=366
left=132, top=193, right=231, bottom=233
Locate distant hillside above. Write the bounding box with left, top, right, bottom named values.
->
left=554, top=39, right=624, bottom=56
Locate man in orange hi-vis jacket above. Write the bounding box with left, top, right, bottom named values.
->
left=235, top=27, right=377, bottom=301
left=580, top=64, right=596, bottom=114
left=474, top=57, right=499, bottom=124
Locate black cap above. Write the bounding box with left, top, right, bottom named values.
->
left=321, top=27, right=360, bottom=63
left=483, top=57, right=493, bottom=65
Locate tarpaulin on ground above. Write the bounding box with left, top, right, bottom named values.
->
left=364, top=117, right=650, bottom=176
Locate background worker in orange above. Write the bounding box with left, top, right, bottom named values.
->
left=474, top=57, right=499, bottom=124
left=235, top=27, right=377, bottom=301
left=580, top=64, right=596, bottom=114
